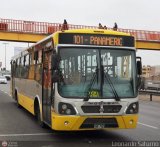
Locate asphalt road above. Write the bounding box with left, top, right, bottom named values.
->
left=0, top=82, right=160, bottom=147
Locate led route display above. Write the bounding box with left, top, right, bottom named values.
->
left=59, top=33, right=134, bottom=47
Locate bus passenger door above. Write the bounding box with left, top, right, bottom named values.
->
left=42, top=51, right=52, bottom=125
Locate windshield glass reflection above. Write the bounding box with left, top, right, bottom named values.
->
left=58, top=47, right=137, bottom=99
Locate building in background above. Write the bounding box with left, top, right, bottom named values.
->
left=149, top=65, right=160, bottom=81
left=142, top=65, right=151, bottom=78
left=142, top=65, right=160, bottom=80
left=138, top=65, right=160, bottom=90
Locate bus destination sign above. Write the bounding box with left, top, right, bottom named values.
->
left=59, top=33, right=134, bottom=47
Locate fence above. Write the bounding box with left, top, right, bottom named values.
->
left=0, top=18, right=160, bottom=42
left=139, top=90, right=160, bottom=101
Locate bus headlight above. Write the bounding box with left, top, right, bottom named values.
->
left=62, top=104, right=67, bottom=110
left=58, top=102, right=76, bottom=115
left=126, top=102, right=139, bottom=114
left=66, top=109, right=72, bottom=115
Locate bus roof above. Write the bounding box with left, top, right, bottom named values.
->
left=62, top=29, right=131, bottom=36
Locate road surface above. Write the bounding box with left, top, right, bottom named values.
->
left=0, top=82, right=160, bottom=147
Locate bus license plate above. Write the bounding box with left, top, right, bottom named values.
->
left=94, top=123, right=105, bottom=129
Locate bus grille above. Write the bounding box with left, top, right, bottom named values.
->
left=81, top=105, right=122, bottom=113
left=80, top=118, right=118, bottom=129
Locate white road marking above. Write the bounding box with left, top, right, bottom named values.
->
left=0, top=133, right=55, bottom=137
left=138, top=122, right=159, bottom=129
left=0, top=90, right=10, bottom=96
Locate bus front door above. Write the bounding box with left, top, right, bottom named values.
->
left=42, top=51, right=52, bottom=126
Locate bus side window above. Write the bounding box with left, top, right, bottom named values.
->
left=34, top=51, right=38, bottom=64
left=34, top=50, right=42, bottom=83
left=15, top=59, right=18, bottom=78
left=25, top=54, right=30, bottom=66
left=16, top=58, right=20, bottom=78
left=38, top=50, right=42, bottom=63
left=28, top=51, right=35, bottom=80
left=11, top=60, right=16, bottom=76
left=30, top=52, right=34, bottom=65
left=23, top=54, right=30, bottom=78
left=21, top=56, right=24, bottom=78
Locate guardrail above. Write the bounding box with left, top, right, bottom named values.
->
left=0, top=18, right=160, bottom=42
left=139, top=90, right=160, bottom=101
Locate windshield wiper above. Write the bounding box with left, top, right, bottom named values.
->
left=84, top=68, right=99, bottom=101
left=103, top=67, right=120, bottom=101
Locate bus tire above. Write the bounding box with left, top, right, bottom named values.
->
left=35, top=104, right=45, bottom=128
left=15, top=90, right=21, bottom=108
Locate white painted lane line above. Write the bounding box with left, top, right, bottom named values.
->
left=0, top=133, right=55, bottom=137
left=138, top=122, right=159, bottom=129
left=0, top=90, right=10, bottom=96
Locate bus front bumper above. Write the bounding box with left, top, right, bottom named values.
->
left=51, top=112, right=138, bottom=131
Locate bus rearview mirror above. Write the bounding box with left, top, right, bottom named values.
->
left=51, top=54, right=60, bottom=70
left=136, top=57, right=142, bottom=75
left=52, top=70, right=59, bottom=83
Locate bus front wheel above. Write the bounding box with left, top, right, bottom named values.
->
left=35, top=104, right=45, bottom=128
left=15, top=91, right=21, bottom=108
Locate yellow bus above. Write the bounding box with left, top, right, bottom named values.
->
left=11, top=29, right=142, bottom=131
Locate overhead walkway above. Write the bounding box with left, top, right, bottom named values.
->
left=0, top=18, right=160, bottom=50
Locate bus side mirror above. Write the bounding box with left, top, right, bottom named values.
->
left=136, top=57, right=142, bottom=89
left=52, top=70, right=60, bottom=83
left=136, top=57, right=142, bottom=75
left=51, top=54, right=61, bottom=83
left=51, top=54, right=60, bottom=70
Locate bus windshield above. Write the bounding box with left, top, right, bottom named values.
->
left=58, top=47, right=137, bottom=99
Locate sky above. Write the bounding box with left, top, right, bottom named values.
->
left=0, top=0, right=160, bottom=70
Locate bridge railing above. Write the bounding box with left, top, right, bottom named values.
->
left=0, top=18, right=160, bottom=42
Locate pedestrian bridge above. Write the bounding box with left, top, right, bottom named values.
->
left=0, top=18, right=160, bottom=50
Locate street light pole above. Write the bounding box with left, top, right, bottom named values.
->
left=3, top=43, right=9, bottom=71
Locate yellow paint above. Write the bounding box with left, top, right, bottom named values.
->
left=63, top=29, right=131, bottom=36
left=53, top=32, right=59, bottom=46
left=53, top=29, right=132, bottom=47
left=54, top=29, right=160, bottom=50
left=51, top=111, right=138, bottom=131
left=0, top=32, right=47, bottom=43
left=122, top=115, right=138, bottom=128
left=18, top=93, right=35, bottom=115
left=1, top=29, right=160, bottom=50
left=136, top=41, right=160, bottom=50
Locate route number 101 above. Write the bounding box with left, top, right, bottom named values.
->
left=73, top=35, right=84, bottom=44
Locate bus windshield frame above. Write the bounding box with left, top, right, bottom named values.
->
left=57, top=45, right=137, bottom=99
